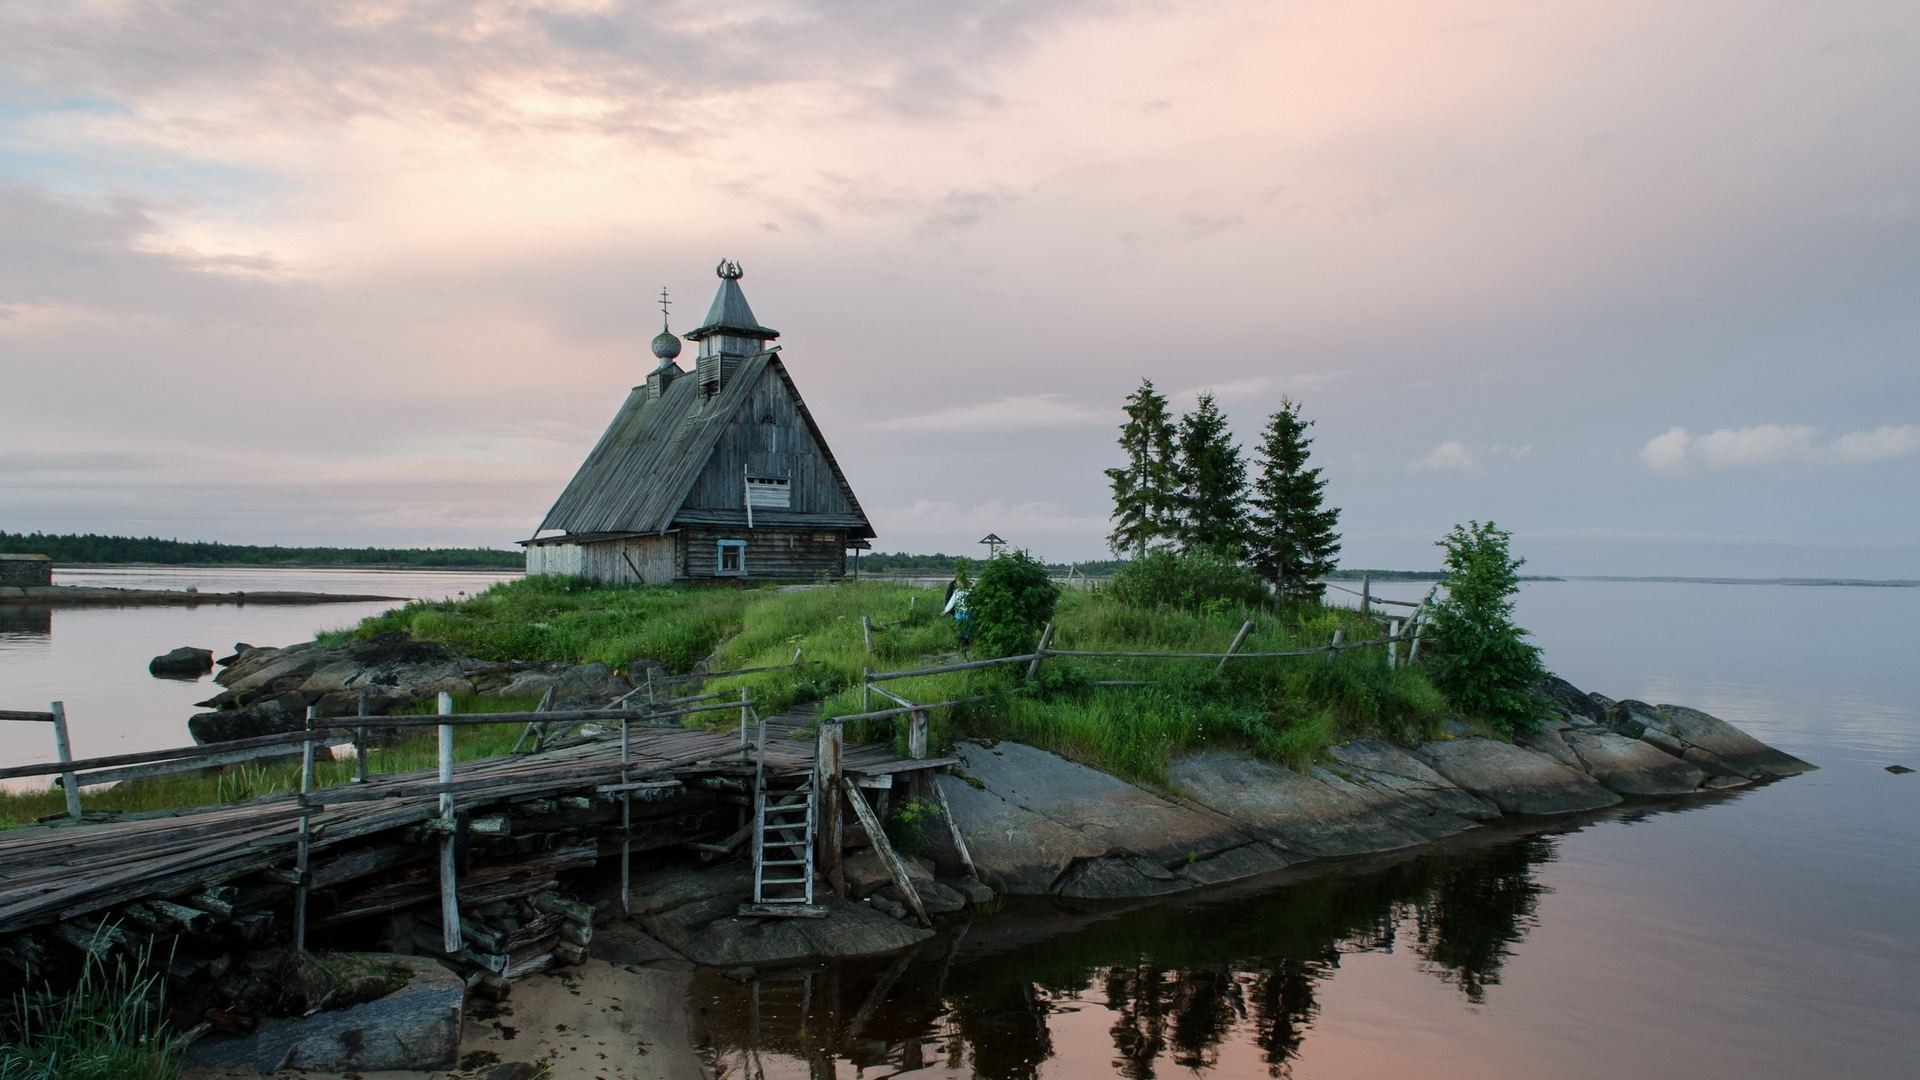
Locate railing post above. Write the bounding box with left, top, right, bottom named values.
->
left=1360, top=574, right=1372, bottom=617
left=1026, top=623, right=1055, bottom=682
left=1388, top=619, right=1403, bottom=670
left=437, top=691, right=461, bottom=954
left=48, top=701, right=81, bottom=821
left=1327, top=628, right=1344, bottom=667
left=815, top=720, right=844, bottom=896
left=1216, top=621, right=1253, bottom=676
left=352, top=687, right=370, bottom=784
left=738, top=686, right=751, bottom=752
left=861, top=667, right=872, bottom=713
left=862, top=615, right=875, bottom=655
left=294, top=705, right=316, bottom=952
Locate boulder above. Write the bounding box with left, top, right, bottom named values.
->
left=1055, top=855, right=1191, bottom=900
left=149, top=645, right=214, bottom=676
left=1604, top=700, right=1814, bottom=779
left=185, top=955, right=461, bottom=1072
left=1537, top=675, right=1607, bottom=725
left=213, top=643, right=257, bottom=667
left=216, top=640, right=333, bottom=694
left=188, top=697, right=310, bottom=744
left=497, top=662, right=633, bottom=707
left=842, top=847, right=933, bottom=900
left=1413, top=737, right=1622, bottom=816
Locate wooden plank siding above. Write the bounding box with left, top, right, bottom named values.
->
left=681, top=367, right=855, bottom=519
left=526, top=535, right=676, bottom=584
left=677, top=526, right=847, bottom=582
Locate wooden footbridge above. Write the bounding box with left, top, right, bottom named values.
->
left=0, top=685, right=960, bottom=991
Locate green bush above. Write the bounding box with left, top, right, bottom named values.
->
left=966, top=551, right=1060, bottom=658
left=1426, top=521, right=1546, bottom=734
left=1110, top=548, right=1271, bottom=615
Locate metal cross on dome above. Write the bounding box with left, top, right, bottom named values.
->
left=978, top=533, right=1006, bottom=558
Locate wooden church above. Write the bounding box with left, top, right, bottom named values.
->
left=522, top=261, right=875, bottom=583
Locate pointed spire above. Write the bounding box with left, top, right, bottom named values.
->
left=686, top=259, right=779, bottom=343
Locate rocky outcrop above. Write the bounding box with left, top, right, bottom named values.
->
left=187, top=634, right=637, bottom=743
left=934, top=681, right=1809, bottom=901
left=1602, top=700, right=1815, bottom=780
left=1412, top=738, right=1622, bottom=815
left=185, top=954, right=462, bottom=1072
left=149, top=645, right=214, bottom=676
left=626, top=864, right=933, bottom=965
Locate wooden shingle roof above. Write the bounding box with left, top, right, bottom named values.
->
left=530, top=353, right=873, bottom=540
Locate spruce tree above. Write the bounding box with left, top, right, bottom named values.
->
left=1247, top=397, right=1342, bottom=600
left=1105, top=379, right=1180, bottom=557
left=1173, top=393, right=1249, bottom=556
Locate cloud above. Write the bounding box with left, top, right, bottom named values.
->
left=1179, top=212, right=1245, bottom=241
left=872, top=498, right=1111, bottom=540
left=1413, top=440, right=1478, bottom=472
left=916, top=188, right=1020, bottom=238
left=1641, top=424, right=1920, bottom=473
left=1171, top=371, right=1354, bottom=409
left=872, top=393, right=1108, bottom=433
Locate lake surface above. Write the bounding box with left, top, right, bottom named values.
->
left=1, top=572, right=1914, bottom=1077
left=0, top=566, right=517, bottom=771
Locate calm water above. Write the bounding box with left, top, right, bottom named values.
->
left=0, top=566, right=517, bottom=771
left=2, top=573, right=1915, bottom=1076
left=689, top=579, right=1920, bottom=1079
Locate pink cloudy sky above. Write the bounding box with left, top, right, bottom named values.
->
left=2, top=1, right=1916, bottom=575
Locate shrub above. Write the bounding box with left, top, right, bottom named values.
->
left=966, top=551, right=1060, bottom=658
left=1110, top=548, right=1270, bottom=615
left=1425, top=521, right=1546, bottom=734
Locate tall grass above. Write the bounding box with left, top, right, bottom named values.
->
left=0, top=927, right=177, bottom=1080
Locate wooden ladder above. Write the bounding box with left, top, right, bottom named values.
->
left=740, top=712, right=826, bottom=918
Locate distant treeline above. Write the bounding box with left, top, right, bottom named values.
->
left=0, top=532, right=525, bottom=569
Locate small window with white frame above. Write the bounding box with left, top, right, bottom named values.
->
left=716, top=539, right=746, bottom=576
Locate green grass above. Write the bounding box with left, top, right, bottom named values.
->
left=0, top=927, right=178, bottom=1080
left=3, top=577, right=1451, bottom=823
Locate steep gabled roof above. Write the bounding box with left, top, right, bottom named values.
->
left=685, top=276, right=778, bottom=341
left=530, top=353, right=873, bottom=539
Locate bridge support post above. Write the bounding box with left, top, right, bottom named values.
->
left=437, top=692, right=461, bottom=954
left=294, top=705, right=316, bottom=952
left=815, top=720, right=844, bottom=896
left=48, top=701, right=81, bottom=821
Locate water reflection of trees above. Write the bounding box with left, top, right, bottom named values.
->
left=696, top=835, right=1557, bottom=1078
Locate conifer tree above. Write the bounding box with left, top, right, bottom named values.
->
left=1173, top=393, right=1249, bottom=556
left=1247, top=397, right=1342, bottom=599
left=1105, top=379, right=1180, bottom=556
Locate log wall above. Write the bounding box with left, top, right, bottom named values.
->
left=525, top=535, right=676, bottom=584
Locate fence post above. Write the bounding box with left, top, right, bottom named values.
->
left=1216, top=621, right=1254, bottom=676
left=815, top=720, right=844, bottom=895
left=861, top=667, right=872, bottom=713
left=738, top=686, right=751, bottom=752
left=48, top=701, right=81, bottom=821
left=1327, top=628, right=1344, bottom=667
left=1360, top=574, right=1372, bottom=617
left=437, top=692, right=461, bottom=954
left=862, top=615, right=875, bottom=655
left=1387, top=619, right=1403, bottom=670
left=352, top=687, right=370, bottom=784
left=1409, top=620, right=1427, bottom=666
left=294, top=705, right=316, bottom=952
left=1026, top=623, right=1055, bottom=682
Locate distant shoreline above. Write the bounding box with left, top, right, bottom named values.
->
left=59, top=562, right=524, bottom=574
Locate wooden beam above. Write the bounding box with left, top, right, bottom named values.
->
left=49, top=701, right=81, bottom=821
left=437, top=692, right=461, bottom=955
left=842, top=779, right=929, bottom=927
left=932, top=781, right=977, bottom=881
left=1216, top=621, right=1254, bottom=675
left=1026, top=623, right=1055, bottom=682
left=815, top=721, right=844, bottom=896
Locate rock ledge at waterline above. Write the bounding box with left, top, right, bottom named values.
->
left=926, top=677, right=1812, bottom=901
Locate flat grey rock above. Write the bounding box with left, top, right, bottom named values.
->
left=937, top=742, right=1250, bottom=896
left=186, top=955, right=461, bottom=1072
left=1325, top=740, right=1501, bottom=822
left=1413, top=738, right=1622, bottom=816
left=628, top=863, right=930, bottom=965
left=1166, top=751, right=1436, bottom=860
left=1606, top=701, right=1815, bottom=780
left=1178, top=841, right=1293, bottom=886
left=1562, top=726, right=1706, bottom=795
left=1055, top=855, right=1193, bottom=900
